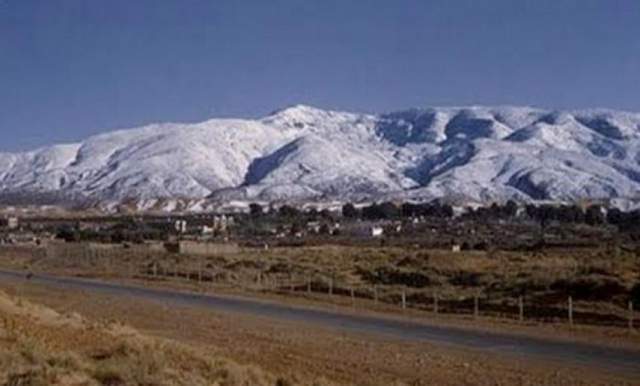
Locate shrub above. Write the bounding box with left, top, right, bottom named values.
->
left=550, top=275, right=626, bottom=301
left=358, top=266, right=430, bottom=288
left=631, top=282, right=640, bottom=304
left=448, top=271, right=485, bottom=287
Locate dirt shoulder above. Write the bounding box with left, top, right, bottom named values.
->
left=2, top=242, right=638, bottom=342
left=0, top=279, right=635, bottom=386
left=0, top=287, right=303, bottom=386
left=122, top=273, right=640, bottom=352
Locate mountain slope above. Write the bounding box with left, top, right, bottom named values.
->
left=2, top=105, right=640, bottom=207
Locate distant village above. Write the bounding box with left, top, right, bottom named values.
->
left=0, top=199, right=637, bottom=257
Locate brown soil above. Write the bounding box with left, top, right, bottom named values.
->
left=0, top=280, right=636, bottom=386
left=0, top=288, right=299, bottom=386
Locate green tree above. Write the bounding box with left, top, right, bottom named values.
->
left=342, top=203, right=359, bottom=218
left=249, top=203, right=263, bottom=217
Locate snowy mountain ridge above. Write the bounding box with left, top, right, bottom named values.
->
left=3, top=104, right=640, bottom=210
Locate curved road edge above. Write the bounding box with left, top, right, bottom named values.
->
left=1, top=269, right=638, bottom=378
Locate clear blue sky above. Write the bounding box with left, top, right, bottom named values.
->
left=1, top=0, right=639, bottom=151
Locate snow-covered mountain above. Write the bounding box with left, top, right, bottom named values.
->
left=3, top=104, right=640, bottom=209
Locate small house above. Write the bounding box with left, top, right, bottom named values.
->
left=371, top=226, right=384, bottom=237
left=174, top=220, right=187, bottom=234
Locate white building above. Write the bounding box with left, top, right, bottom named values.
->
left=371, top=226, right=384, bottom=237
left=212, top=214, right=234, bottom=232
left=7, top=217, right=18, bottom=230
left=174, top=220, right=187, bottom=234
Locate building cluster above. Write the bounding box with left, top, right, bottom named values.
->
left=0, top=216, right=19, bottom=230
left=173, top=215, right=236, bottom=237
left=0, top=216, right=53, bottom=245
left=174, top=220, right=188, bottom=234
left=201, top=214, right=235, bottom=235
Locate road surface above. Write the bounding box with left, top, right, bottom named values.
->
left=1, top=269, right=638, bottom=378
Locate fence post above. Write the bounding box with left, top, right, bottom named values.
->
left=433, top=292, right=439, bottom=314
left=373, top=285, right=378, bottom=306
left=568, top=296, right=574, bottom=326
left=328, top=277, right=333, bottom=297
left=629, top=301, right=634, bottom=331
left=518, top=296, right=524, bottom=322
left=350, top=287, right=355, bottom=308
left=198, top=261, right=203, bottom=284
left=474, top=295, right=479, bottom=319
left=153, top=262, right=157, bottom=278
left=401, top=287, right=407, bottom=310
left=307, top=276, right=311, bottom=294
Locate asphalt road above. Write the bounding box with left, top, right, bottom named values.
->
left=1, top=269, right=639, bottom=378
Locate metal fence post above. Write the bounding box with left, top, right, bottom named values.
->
left=474, top=295, right=479, bottom=319
left=373, top=285, right=378, bottom=306
left=519, top=296, right=524, bottom=322
left=433, top=292, right=439, bottom=314
left=568, top=296, right=574, bottom=326
left=328, top=277, right=333, bottom=297
left=350, top=287, right=355, bottom=308
left=401, top=287, right=407, bottom=310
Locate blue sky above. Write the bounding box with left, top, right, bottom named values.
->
left=1, top=0, right=639, bottom=151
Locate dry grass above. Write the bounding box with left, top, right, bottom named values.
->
left=3, top=282, right=630, bottom=386
left=0, top=290, right=332, bottom=386
left=1, top=242, right=638, bottom=328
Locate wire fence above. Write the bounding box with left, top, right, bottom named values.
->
left=12, top=245, right=636, bottom=333
left=128, top=260, right=637, bottom=332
